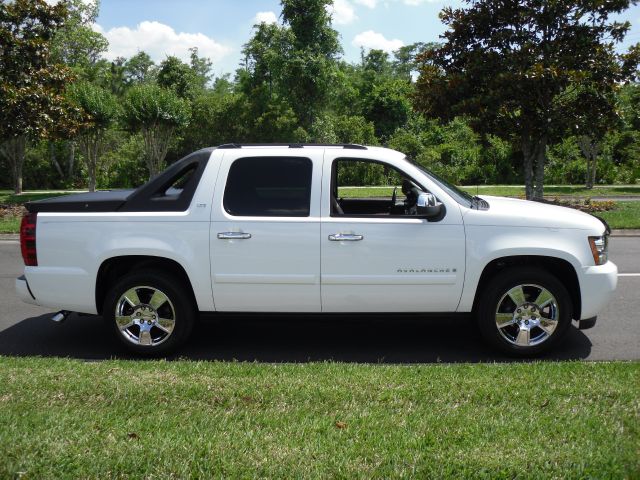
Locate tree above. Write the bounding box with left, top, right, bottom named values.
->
left=306, top=114, right=377, bottom=144
left=122, top=85, right=191, bottom=177
left=189, top=47, right=213, bottom=90
left=0, top=0, right=75, bottom=193
left=393, top=42, right=434, bottom=80
left=157, top=56, right=201, bottom=99
left=69, top=81, right=119, bottom=191
left=414, top=0, right=640, bottom=200
left=364, top=79, right=413, bottom=139
left=50, top=0, right=108, bottom=75
left=124, top=51, right=156, bottom=85
left=280, top=0, right=342, bottom=127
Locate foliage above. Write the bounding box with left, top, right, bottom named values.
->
left=0, top=0, right=81, bottom=193
left=303, top=113, right=377, bottom=144
left=157, top=56, right=202, bottom=100
left=99, top=133, right=149, bottom=189
left=414, top=0, right=640, bottom=199
left=279, top=0, right=342, bottom=127
left=123, top=52, right=156, bottom=86
left=0, top=0, right=77, bottom=140
left=68, top=81, right=120, bottom=190
left=50, top=0, right=108, bottom=75
left=364, top=79, right=413, bottom=139
left=0, top=0, right=638, bottom=193
left=122, top=84, right=191, bottom=177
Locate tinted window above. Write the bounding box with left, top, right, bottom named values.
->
left=224, top=156, right=312, bottom=217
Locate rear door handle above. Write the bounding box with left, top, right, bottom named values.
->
left=328, top=233, right=364, bottom=241
left=217, top=232, right=252, bottom=240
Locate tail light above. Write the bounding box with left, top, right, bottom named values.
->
left=20, top=212, right=37, bottom=266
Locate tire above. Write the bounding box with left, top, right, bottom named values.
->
left=103, top=269, right=196, bottom=356
left=477, top=267, right=573, bottom=357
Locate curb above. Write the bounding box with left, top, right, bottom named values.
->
left=611, top=229, right=640, bottom=237
left=0, top=234, right=18, bottom=241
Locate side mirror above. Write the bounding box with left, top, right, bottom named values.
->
left=416, top=192, right=442, bottom=218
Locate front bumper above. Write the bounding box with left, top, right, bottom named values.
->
left=15, top=275, right=39, bottom=306
left=579, top=261, right=618, bottom=320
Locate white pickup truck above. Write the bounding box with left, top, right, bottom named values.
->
left=16, top=144, right=617, bottom=356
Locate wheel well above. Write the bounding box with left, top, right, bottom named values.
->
left=95, top=255, right=197, bottom=314
left=472, top=256, right=581, bottom=319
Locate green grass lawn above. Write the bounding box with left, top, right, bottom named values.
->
left=460, top=184, right=640, bottom=197
left=596, top=201, right=640, bottom=229
left=0, top=217, right=20, bottom=234
left=0, top=190, right=75, bottom=205
left=339, top=184, right=640, bottom=198
left=0, top=357, right=637, bottom=478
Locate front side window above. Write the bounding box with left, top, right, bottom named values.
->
left=331, top=158, right=427, bottom=217
left=224, top=156, right=312, bottom=217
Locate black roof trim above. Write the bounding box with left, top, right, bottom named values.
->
left=217, top=143, right=367, bottom=150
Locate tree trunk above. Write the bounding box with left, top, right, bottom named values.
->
left=578, top=136, right=600, bottom=190
left=522, top=135, right=535, bottom=200
left=0, top=136, right=27, bottom=194
left=50, top=141, right=64, bottom=178
left=67, top=141, right=75, bottom=178
left=14, top=161, right=23, bottom=194
left=142, top=125, right=174, bottom=179
left=533, top=134, right=547, bottom=201
left=80, top=133, right=100, bottom=192
left=522, top=133, right=547, bottom=201
left=88, top=164, right=96, bottom=192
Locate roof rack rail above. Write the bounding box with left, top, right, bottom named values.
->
left=218, top=143, right=367, bottom=150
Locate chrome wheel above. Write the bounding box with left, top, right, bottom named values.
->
left=114, top=286, right=176, bottom=347
left=495, top=284, right=559, bottom=347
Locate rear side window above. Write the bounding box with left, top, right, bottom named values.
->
left=223, top=156, right=312, bottom=217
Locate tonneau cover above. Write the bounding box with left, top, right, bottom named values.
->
left=25, top=190, right=134, bottom=213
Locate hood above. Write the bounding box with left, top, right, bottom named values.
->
left=463, top=195, right=607, bottom=233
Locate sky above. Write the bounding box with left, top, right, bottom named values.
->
left=93, top=0, right=640, bottom=78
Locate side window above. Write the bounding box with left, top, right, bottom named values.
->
left=122, top=150, right=210, bottom=212
left=224, top=156, right=313, bottom=217
left=331, top=158, right=426, bottom=217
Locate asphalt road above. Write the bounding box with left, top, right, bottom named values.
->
left=0, top=238, right=638, bottom=362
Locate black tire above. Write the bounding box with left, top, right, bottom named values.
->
left=103, top=269, right=196, bottom=356
left=477, top=267, right=573, bottom=357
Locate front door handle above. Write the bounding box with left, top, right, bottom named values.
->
left=217, top=232, right=252, bottom=240
left=328, top=233, right=364, bottom=241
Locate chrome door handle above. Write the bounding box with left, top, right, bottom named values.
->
left=328, top=233, right=364, bottom=241
left=217, top=232, right=252, bottom=240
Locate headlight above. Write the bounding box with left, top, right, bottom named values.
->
left=588, top=235, right=608, bottom=265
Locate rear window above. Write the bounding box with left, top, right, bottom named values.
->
left=223, top=156, right=312, bottom=217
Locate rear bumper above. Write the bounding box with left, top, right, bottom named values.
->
left=15, top=275, right=39, bottom=306
left=22, top=266, right=97, bottom=314
left=579, top=261, right=618, bottom=320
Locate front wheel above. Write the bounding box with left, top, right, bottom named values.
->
left=103, top=270, right=196, bottom=356
left=477, top=267, right=573, bottom=356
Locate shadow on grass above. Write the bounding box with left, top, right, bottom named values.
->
left=0, top=312, right=592, bottom=363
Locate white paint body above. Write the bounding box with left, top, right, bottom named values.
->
left=16, top=146, right=617, bottom=321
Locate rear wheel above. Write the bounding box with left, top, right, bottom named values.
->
left=103, top=270, right=196, bottom=355
left=477, top=267, right=573, bottom=356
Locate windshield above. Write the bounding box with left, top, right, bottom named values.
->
left=409, top=160, right=474, bottom=207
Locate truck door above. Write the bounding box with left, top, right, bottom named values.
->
left=210, top=150, right=322, bottom=312
left=320, top=155, right=466, bottom=312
